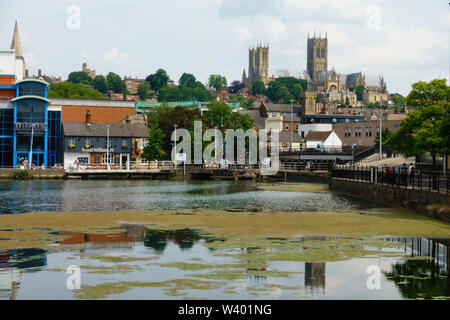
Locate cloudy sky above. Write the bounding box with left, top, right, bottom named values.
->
left=0, top=0, right=448, bottom=95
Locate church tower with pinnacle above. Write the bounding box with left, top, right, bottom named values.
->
left=10, top=21, right=25, bottom=80
left=245, top=43, right=269, bottom=87
left=307, top=33, right=328, bottom=83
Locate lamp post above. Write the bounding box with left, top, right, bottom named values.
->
left=106, top=125, right=110, bottom=171
left=29, top=127, right=34, bottom=169
left=352, top=143, right=356, bottom=166
left=174, top=124, right=178, bottom=170
left=290, top=99, right=294, bottom=152
left=379, top=103, right=383, bottom=160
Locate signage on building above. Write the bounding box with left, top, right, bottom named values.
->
left=81, top=147, right=114, bottom=153
left=15, top=122, right=47, bottom=133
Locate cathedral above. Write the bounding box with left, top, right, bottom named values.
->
left=243, top=34, right=389, bottom=107
left=242, top=44, right=270, bottom=87
left=305, top=33, right=388, bottom=106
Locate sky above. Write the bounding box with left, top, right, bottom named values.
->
left=0, top=0, right=448, bottom=95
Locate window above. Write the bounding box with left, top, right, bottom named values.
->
left=376, top=126, right=380, bottom=136
left=141, top=138, right=149, bottom=147
left=348, top=128, right=351, bottom=137
left=94, top=156, right=100, bottom=164
left=369, top=127, right=372, bottom=137
left=102, top=154, right=114, bottom=164
left=84, top=138, right=91, bottom=146
left=365, top=127, right=369, bottom=137
left=285, top=123, right=289, bottom=130
left=344, top=128, right=348, bottom=137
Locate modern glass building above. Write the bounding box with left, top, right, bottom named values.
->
left=0, top=78, right=62, bottom=168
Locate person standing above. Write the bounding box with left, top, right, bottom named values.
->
left=408, top=163, right=416, bottom=186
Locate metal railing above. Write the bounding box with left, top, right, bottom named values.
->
left=331, top=166, right=449, bottom=193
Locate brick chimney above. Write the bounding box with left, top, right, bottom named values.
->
left=25, top=69, right=29, bottom=78
left=38, top=69, right=42, bottom=78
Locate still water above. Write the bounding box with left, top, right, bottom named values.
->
left=0, top=180, right=368, bottom=214
left=0, top=180, right=448, bottom=300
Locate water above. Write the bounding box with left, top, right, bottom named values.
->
left=0, top=230, right=448, bottom=300
left=0, top=180, right=367, bottom=214
left=0, top=180, right=448, bottom=300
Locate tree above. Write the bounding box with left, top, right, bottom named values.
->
left=385, top=102, right=449, bottom=179
left=92, top=75, right=108, bottom=93
left=158, top=87, right=183, bottom=102
left=106, top=72, right=125, bottom=93
left=266, top=77, right=307, bottom=103
left=68, top=71, right=92, bottom=85
left=350, top=85, right=365, bottom=101
left=204, top=102, right=254, bottom=133
left=345, top=96, right=350, bottom=107
left=230, top=80, right=245, bottom=94
left=290, top=83, right=304, bottom=103
left=252, top=81, right=266, bottom=95
left=277, top=86, right=293, bottom=104
left=48, top=82, right=106, bottom=99
left=208, top=74, right=227, bottom=92
left=407, top=79, right=449, bottom=108
left=142, top=116, right=166, bottom=161
left=137, top=81, right=151, bottom=100
left=179, top=73, right=197, bottom=88
left=390, top=93, right=405, bottom=109
left=146, top=69, right=169, bottom=93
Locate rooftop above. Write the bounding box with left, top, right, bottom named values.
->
left=304, top=131, right=333, bottom=141
left=63, top=122, right=148, bottom=138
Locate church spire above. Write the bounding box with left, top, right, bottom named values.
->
left=11, top=21, right=23, bottom=57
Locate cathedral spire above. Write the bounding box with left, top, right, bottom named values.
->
left=11, top=20, right=23, bottom=57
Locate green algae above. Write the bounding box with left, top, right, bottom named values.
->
left=79, top=254, right=157, bottom=263
left=80, top=264, right=144, bottom=274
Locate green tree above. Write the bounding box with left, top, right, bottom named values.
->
left=407, top=79, right=450, bottom=108
left=390, top=93, right=405, bottom=109
left=68, top=71, right=92, bottom=85
left=252, top=80, right=266, bottom=95
left=146, top=69, right=169, bottom=93
left=290, top=83, right=304, bottom=103
left=179, top=73, right=197, bottom=88
left=142, top=116, right=166, bottom=161
left=266, top=77, right=307, bottom=103
left=158, top=87, right=183, bottom=102
left=48, top=82, right=107, bottom=99
left=137, top=81, right=151, bottom=100
left=345, top=96, right=350, bottom=106
left=92, top=75, right=108, bottom=93
left=349, top=85, right=365, bottom=101
left=208, top=74, right=227, bottom=92
left=277, top=86, right=293, bottom=104
left=230, top=80, right=245, bottom=94
left=204, top=102, right=254, bottom=133
left=106, top=72, right=125, bottom=93
left=385, top=102, right=449, bottom=178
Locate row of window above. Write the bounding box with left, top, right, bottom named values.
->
left=344, top=127, right=380, bottom=138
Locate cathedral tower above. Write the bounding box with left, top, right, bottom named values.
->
left=307, top=33, right=328, bottom=83
left=248, top=44, right=269, bottom=86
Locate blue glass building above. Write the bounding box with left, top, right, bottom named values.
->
left=0, top=78, right=62, bottom=168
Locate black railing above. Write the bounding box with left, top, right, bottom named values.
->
left=331, top=166, right=449, bottom=194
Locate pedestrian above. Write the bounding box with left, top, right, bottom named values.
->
left=408, top=163, right=415, bottom=186
left=400, top=163, right=408, bottom=187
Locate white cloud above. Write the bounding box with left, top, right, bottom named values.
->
left=24, top=52, right=49, bottom=71
left=103, top=48, right=131, bottom=65
left=234, top=26, right=252, bottom=41
left=81, top=50, right=88, bottom=62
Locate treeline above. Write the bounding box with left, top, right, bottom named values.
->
left=142, top=102, right=254, bottom=161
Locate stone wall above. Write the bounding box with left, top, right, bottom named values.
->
left=330, top=178, right=450, bottom=222
left=0, top=169, right=66, bottom=179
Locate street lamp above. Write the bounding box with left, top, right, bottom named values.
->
left=352, top=143, right=356, bottom=166
left=290, top=99, right=294, bottom=152
left=106, top=125, right=110, bottom=171
left=174, top=124, right=178, bottom=170
left=379, top=103, right=383, bottom=160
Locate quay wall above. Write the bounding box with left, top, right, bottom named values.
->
left=0, top=169, right=66, bottom=179
left=330, top=178, right=450, bottom=222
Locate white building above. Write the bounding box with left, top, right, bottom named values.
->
left=304, top=130, right=342, bottom=150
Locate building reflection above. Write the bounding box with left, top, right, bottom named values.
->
left=0, top=248, right=47, bottom=300
left=305, top=263, right=326, bottom=295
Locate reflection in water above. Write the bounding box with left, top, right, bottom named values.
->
left=305, top=263, right=326, bottom=296
left=0, top=248, right=47, bottom=300
left=0, top=229, right=449, bottom=300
